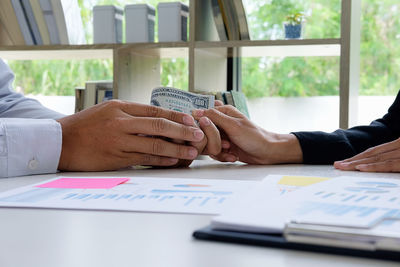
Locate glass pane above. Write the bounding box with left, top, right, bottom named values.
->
left=243, top=0, right=341, bottom=40
left=248, top=96, right=339, bottom=133
left=358, top=0, right=400, bottom=124
left=242, top=56, right=340, bottom=132
left=160, top=58, right=189, bottom=91
left=358, top=96, right=396, bottom=126
left=7, top=59, right=113, bottom=115
left=8, top=59, right=113, bottom=96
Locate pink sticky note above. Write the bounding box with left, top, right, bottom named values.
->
left=37, top=178, right=129, bottom=189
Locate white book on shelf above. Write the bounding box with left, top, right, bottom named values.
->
left=11, top=0, right=34, bottom=45
left=39, top=0, right=60, bottom=44
left=50, top=0, right=86, bottom=45
left=158, top=2, right=189, bottom=42
left=21, top=0, right=43, bottom=45
left=125, top=4, right=155, bottom=43
left=93, top=5, right=123, bottom=44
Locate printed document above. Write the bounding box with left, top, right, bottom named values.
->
left=211, top=176, right=400, bottom=234
left=0, top=177, right=256, bottom=215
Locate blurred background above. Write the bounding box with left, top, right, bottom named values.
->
left=6, top=0, right=400, bottom=132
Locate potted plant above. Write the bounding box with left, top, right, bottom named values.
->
left=284, top=12, right=305, bottom=39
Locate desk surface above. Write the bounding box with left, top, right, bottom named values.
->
left=0, top=161, right=399, bottom=267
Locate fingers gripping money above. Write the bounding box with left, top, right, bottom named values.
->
left=150, top=87, right=222, bottom=167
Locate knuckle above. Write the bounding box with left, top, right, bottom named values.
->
left=231, top=120, right=242, bottom=130
left=105, top=117, right=127, bottom=131
left=105, top=99, right=123, bottom=108
left=221, top=105, right=237, bottom=113
left=103, top=117, right=117, bottom=129
left=365, top=147, right=374, bottom=155
left=386, top=159, right=397, bottom=169
left=207, top=108, right=219, bottom=117
left=214, top=142, right=222, bottom=155
left=176, top=145, right=186, bottom=158
left=209, top=145, right=221, bottom=156
left=152, top=118, right=169, bottom=133
left=141, top=154, right=154, bottom=164
left=113, top=117, right=125, bottom=128
left=146, top=105, right=161, bottom=117
left=168, top=111, right=180, bottom=122
left=373, top=154, right=381, bottom=162
left=152, top=139, right=165, bottom=155
left=180, top=125, right=191, bottom=138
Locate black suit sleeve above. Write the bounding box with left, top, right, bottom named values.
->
left=292, top=91, right=400, bottom=164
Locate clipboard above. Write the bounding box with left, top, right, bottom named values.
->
left=193, top=225, right=400, bottom=262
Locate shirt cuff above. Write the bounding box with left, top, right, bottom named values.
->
left=0, top=118, right=62, bottom=178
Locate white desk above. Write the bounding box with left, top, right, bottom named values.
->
left=0, top=160, right=399, bottom=267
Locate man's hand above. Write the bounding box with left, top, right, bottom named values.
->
left=193, top=105, right=303, bottom=165
left=57, top=100, right=205, bottom=171
left=334, top=138, right=400, bottom=172
left=168, top=101, right=224, bottom=167
left=189, top=100, right=224, bottom=157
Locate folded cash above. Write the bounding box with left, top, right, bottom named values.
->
left=150, top=87, right=215, bottom=114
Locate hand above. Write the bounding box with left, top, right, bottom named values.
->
left=193, top=105, right=303, bottom=165
left=171, top=101, right=224, bottom=167
left=57, top=100, right=205, bottom=171
left=334, top=138, right=400, bottom=172
left=189, top=100, right=224, bottom=156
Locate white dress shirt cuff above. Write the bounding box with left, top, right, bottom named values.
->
left=0, top=118, right=62, bottom=178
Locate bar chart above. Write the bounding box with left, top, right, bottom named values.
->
left=0, top=177, right=256, bottom=215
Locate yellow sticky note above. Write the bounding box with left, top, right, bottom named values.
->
left=278, top=176, right=330, bottom=187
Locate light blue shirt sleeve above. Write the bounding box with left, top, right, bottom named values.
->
left=0, top=118, right=62, bottom=177
left=0, top=59, right=65, bottom=177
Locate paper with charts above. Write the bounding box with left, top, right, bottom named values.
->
left=0, top=177, right=256, bottom=215
left=211, top=176, right=400, bottom=234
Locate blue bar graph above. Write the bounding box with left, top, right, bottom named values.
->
left=342, top=195, right=356, bottom=202
left=0, top=188, right=67, bottom=203
left=322, top=193, right=335, bottom=199
left=297, top=201, right=400, bottom=225
left=63, top=193, right=78, bottom=200
left=151, top=189, right=232, bottom=195
left=75, top=194, right=91, bottom=200
left=355, top=196, right=368, bottom=203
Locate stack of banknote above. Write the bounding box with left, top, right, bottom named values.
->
left=150, top=87, right=215, bottom=114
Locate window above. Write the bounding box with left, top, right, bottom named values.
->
left=242, top=0, right=400, bottom=132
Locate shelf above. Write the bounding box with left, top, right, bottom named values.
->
left=195, top=39, right=341, bottom=57
left=117, top=42, right=189, bottom=59
left=0, top=42, right=190, bottom=60
left=0, top=44, right=115, bottom=60
left=0, top=39, right=340, bottom=60
left=0, top=39, right=341, bottom=60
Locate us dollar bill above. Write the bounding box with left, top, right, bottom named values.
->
left=150, top=87, right=215, bottom=114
